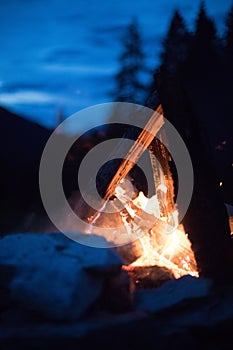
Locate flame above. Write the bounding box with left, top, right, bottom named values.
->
left=115, top=182, right=198, bottom=278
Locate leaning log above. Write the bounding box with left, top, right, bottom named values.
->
left=157, top=77, right=233, bottom=284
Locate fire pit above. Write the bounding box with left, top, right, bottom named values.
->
left=73, top=105, right=198, bottom=285
left=2, top=104, right=232, bottom=349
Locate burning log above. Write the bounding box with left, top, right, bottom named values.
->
left=103, top=105, right=164, bottom=200
left=74, top=105, right=163, bottom=231
left=111, top=177, right=198, bottom=279
left=78, top=104, right=199, bottom=280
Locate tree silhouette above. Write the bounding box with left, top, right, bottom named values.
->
left=145, top=5, right=233, bottom=282
left=160, top=10, right=191, bottom=74
left=188, top=1, right=218, bottom=73
left=112, top=18, right=147, bottom=105
left=145, top=10, right=190, bottom=108
left=225, top=4, right=233, bottom=64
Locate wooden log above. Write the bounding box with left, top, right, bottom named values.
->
left=157, top=77, right=233, bottom=283
left=87, top=106, right=164, bottom=226
left=103, top=105, right=164, bottom=200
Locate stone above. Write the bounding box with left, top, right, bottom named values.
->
left=125, top=265, right=175, bottom=291
left=134, top=275, right=213, bottom=314
left=0, top=233, right=123, bottom=321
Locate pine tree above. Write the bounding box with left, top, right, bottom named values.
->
left=145, top=10, right=190, bottom=108
left=160, top=10, right=190, bottom=74
left=225, top=4, right=233, bottom=62
left=223, top=4, right=233, bottom=151
left=112, top=18, right=147, bottom=105
left=190, top=1, right=218, bottom=71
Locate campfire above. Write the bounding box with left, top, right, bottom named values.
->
left=83, top=105, right=198, bottom=283
left=115, top=181, right=198, bottom=279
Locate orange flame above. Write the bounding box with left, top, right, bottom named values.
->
left=115, top=182, right=198, bottom=278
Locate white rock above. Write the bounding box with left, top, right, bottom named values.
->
left=0, top=233, right=122, bottom=320
left=134, top=275, right=213, bottom=314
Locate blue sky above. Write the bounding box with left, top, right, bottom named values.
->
left=0, top=0, right=232, bottom=130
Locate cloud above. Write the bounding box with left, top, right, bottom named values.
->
left=0, top=91, right=55, bottom=105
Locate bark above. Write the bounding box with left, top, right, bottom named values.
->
left=158, top=77, right=233, bottom=283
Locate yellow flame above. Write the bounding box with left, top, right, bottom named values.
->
left=115, top=182, right=198, bottom=278
left=132, top=191, right=160, bottom=217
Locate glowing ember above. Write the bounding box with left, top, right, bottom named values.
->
left=230, top=217, right=233, bottom=236
left=115, top=181, right=198, bottom=278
